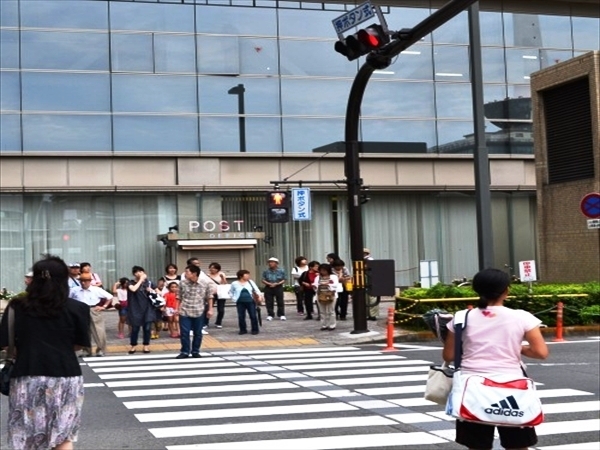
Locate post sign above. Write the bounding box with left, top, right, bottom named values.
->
left=332, top=2, right=376, bottom=36
left=519, top=260, right=537, bottom=282
left=580, top=192, right=600, bottom=219
left=292, top=187, right=311, bottom=221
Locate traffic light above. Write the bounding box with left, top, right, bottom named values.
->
left=266, top=191, right=290, bottom=223
left=334, top=24, right=390, bottom=61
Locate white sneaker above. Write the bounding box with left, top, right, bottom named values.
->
left=202, top=329, right=209, bottom=335
left=215, top=325, right=222, bottom=329
left=266, top=316, right=273, bottom=321
left=280, top=316, right=287, bottom=321
left=203, top=325, right=208, bottom=330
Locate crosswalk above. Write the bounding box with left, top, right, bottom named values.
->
left=82, top=346, right=599, bottom=450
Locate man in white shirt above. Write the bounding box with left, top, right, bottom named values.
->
left=68, top=262, right=81, bottom=289
left=70, top=273, right=114, bottom=357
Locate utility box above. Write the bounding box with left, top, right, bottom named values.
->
left=365, top=259, right=395, bottom=296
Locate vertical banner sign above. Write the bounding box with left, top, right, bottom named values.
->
left=519, top=260, right=537, bottom=282
left=292, top=188, right=311, bottom=221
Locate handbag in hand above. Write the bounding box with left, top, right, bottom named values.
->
left=424, top=362, right=454, bottom=405
left=1, top=306, right=16, bottom=396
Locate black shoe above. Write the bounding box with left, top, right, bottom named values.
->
left=251, top=331, right=259, bottom=335
left=340, top=317, right=347, bottom=320
left=238, top=330, right=248, bottom=335
left=175, top=353, right=189, bottom=359
left=191, top=353, right=201, bottom=358
left=303, top=316, right=313, bottom=320
left=368, top=316, right=378, bottom=321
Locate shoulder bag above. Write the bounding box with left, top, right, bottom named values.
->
left=1, top=306, right=16, bottom=396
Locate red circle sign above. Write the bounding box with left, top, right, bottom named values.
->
left=580, top=192, right=600, bottom=219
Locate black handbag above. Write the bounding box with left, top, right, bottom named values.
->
left=0, top=306, right=15, bottom=396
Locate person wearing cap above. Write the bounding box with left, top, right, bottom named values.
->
left=24, top=271, right=33, bottom=286
left=69, top=273, right=114, bottom=357
left=68, top=263, right=81, bottom=289
left=262, top=257, right=286, bottom=321
left=363, top=248, right=379, bottom=320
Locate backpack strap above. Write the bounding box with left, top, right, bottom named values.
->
left=453, top=309, right=472, bottom=370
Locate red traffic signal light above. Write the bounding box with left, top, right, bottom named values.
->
left=334, top=24, right=389, bottom=61
left=267, top=191, right=290, bottom=223
left=267, top=191, right=289, bottom=207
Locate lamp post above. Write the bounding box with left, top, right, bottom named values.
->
left=228, top=83, right=246, bottom=153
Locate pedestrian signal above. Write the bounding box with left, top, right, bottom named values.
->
left=267, top=191, right=290, bottom=223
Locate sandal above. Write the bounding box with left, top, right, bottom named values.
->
left=143, top=346, right=151, bottom=354
left=128, top=347, right=137, bottom=355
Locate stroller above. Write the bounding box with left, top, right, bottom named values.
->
left=422, top=308, right=454, bottom=344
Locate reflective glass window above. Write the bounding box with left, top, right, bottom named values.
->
left=507, top=84, right=532, bottom=100
left=282, top=118, right=344, bottom=153
left=360, top=119, right=436, bottom=149
left=572, top=17, right=600, bottom=51
left=433, top=11, right=468, bottom=45
left=154, top=34, right=196, bottom=73
left=112, top=75, right=197, bottom=113
left=540, top=50, right=574, bottom=69
left=20, top=0, right=108, bottom=30
left=281, top=78, right=351, bottom=116
left=199, top=77, right=280, bottom=115
left=436, top=120, right=474, bottom=152
left=435, top=83, right=473, bottom=119
left=483, top=84, right=508, bottom=106
left=0, top=72, right=20, bottom=111
left=279, top=8, right=349, bottom=38
left=479, top=12, right=504, bottom=46
left=197, top=5, right=277, bottom=36
left=386, top=7, right=432, bottom=42
left=0, top=0, right=18, bottom=27
left=482, top=47, right=506, bottom=83
left=373, top=44, right=433, bottom=81
left=434, top=45, right=469, bottom=81
left=280, top=40, right=357, bottom=77
left=0, top=30, right=19, bottom=69
left=239, top=38, right=278, bottom=75
left=505, top=48, right=541, bottom=83
left=111, top=34, right=153, bottom=73
left=362, top=81, right=435, bottom=118
left=113, top=116, right=198, bottom=153
left=22, top=73, right=110, bottom=112
left=110, top=2, right=194, bottom=32
left=0, top=114, right=21, bottom=152
left=504, top=13, right=571, bottom=49
left=22, top=115, right=111, bottom=152
left=199, top=117, right=282, bottom=153
left=197, top=36, right=240, bottom=75
left=21, top=31, right=109, bottom=71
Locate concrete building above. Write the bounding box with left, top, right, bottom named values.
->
left=1, top=0, right=598, bottom=291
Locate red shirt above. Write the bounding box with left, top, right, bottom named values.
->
left=164, top=292, right=178, bottom=309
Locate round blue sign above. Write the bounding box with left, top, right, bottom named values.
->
left=580, top=193, right=600, bottom=219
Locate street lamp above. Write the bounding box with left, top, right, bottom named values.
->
left=228, top=83, right=246, bottom=153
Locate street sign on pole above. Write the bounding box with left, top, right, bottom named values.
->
left=292, top=187, right=311, bottom=221
left=580, top=192, right=600, bottom=219
left=519, top=260, right=537, bottom=282
left=588, top=219, right=600, bottom=230
left=332, top=2, right=388, bottom=39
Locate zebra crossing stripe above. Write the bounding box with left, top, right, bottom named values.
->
left=356, top=385, right=427, bottom=396
left=86, top=356, right=224, bottom=368
left=113, top=381, right=298, bottom=398
left=92, top=361, right=238, bottom=373
left=256, top=350, right=385, bottom=359
left=165, top=432, right=448, bottom=450
left=540, top=400, right=600, bottom=414
left=284, top=359, right=433, bottom=371
left=537, top=442, right=600, bottom=450
left=535, top=418, right=600, bottom=436
left=236, top=346, right=362, bottom=354
left=98, top=367, right=255, bottom=380
left=329, top=374, right=429, bottom=386
left=302, top=365, right=431, bottom=377
left=536, top=389, right=594, bottom=398
left=267, top=355, right=405, bottom=365
left=105, top=373, right=273, bottom=388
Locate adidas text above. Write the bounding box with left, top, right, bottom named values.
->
left=484, top=408, right=524, bottom=417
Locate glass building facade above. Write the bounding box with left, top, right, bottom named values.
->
left=0, top=0, right=598, bottom=292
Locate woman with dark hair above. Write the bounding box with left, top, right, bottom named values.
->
left=160, top=263, right=180, bottom=285
left=0, top=255, right=91, bottom=450
left=126, top=265, right=155, bottom=354
left=312, top=263, right=340, bottom=331
left=229, top=270, right=260, bottom=335
left=291, top=256, right=308, bottom=316
left=442, top=268, right=549, bottom=450
left=299, top=261, right=320, bottom=320
left=207, top=262, right=228, bottom=329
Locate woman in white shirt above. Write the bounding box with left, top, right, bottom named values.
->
left=312, top=263, right=340, bottom=331
left=229, top=270, right=260, bottom=335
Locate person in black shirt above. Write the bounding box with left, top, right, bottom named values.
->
left=0, top=255, right=91, bottom=450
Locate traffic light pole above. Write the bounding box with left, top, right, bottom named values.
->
left=344, top=0, right=477, bottom=334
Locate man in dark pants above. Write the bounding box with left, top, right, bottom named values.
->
left=262, top=257, right=286, bottom=321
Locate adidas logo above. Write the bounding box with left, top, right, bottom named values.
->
left=484, top=395, right=525, bottom=417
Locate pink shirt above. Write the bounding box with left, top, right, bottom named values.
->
left=447, top=306, right=541, bottom=376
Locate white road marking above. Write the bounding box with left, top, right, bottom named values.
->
left=356, top=385, right=426, bottom=396
left=537, top=442, right=600, bottom=450
left=113, top=381, right=298, bottom=398
left=98, top=367, right=255, bottom=380
left=284, top=359, right=432, bottom=371
left=387, top=413, right=442, bottom=423
left=92, top=362, right=238, bottom=373
left=86, top=357, right=224, bottom=368
left=105, top=373, right=274, bottom=388
left=536, top=418, right=600, bottom=435
left=266, top=355, right=405, bottom=365
left=330, top=374, right=429, bottom=386
left=537, top=388, right=594, bottom=398
left=302, top=365, right=431, bottom=377
left=256, top=351, right=386, bottom=360
left=236, top=346, right=360, bottom=354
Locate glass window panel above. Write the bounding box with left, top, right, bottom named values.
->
left=282, top=118, right=344, bottom=153
left=0, top=30, right=19, bottom=69
left=154, top=34, right=196, bottom=73
left=479, top=12, right=504, bottom=46
left=280, top=40, right=357, bottom=77
left=435, top=83, right=473, bottom=119
left=572, top=17, right=600, bottom=51
left=433, top=11, right=468, bottom=44
left=279, top=8, right=354, bottom=38
left=112, top=74, right=197, bottom=113
left=483, top=84, right=507, bottom=105
left=0, top=114, right=21, bottom=152
left=504, top=13, right=571, bottom=49
left=197, top=36, right=240, bottom=75
left=199, top=77, right=280, bottom=115
left=482, top=47, right=506, bottom=83
left=0, top=0, right=18, bottom=27
left=110, top=2, right=194, bottom=32
left=0, top=72, right=20, bottom=111
left=376, top=44, right=434, bottom=80
left=197, top=5, right=277, bottom=36
left=199, top=117, right=282, bottom=153
left=360, top=119, right=436, bottom=149
left=20, top=0, right=108, bottom=30
left=507, top=84, right=532, bottom=100
left=22, top=73, right=110, bottom=112
left=281, top=78, right=351, bottom=116
left=362, top=81, right=435, bottom=118
left=21, top=31, right=109, bottom=71
left=540, top=49, right=574, bottom=69
left=386, top=7, right=432, bottom=43
left=111, top=34, right=153, bottom=73
left=239, top=38, right=278, bottom=75
left=434, top=45, right=469, bottom=81
left=22, top=115, right=111, bottom=152
left=505, top=48, right=541, bottom=83
left=435, top=120, right=474, bottom=153
left=113, top=116, right=198, bottom=152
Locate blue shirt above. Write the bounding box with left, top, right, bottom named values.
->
left=262, top=267, right=286, bottom=284
left=229, top=280, right=260, bottom=303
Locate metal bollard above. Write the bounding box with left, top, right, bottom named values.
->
left=553, top=301, right=564, bottom=342
left=382, top=307, right=397, bottom=351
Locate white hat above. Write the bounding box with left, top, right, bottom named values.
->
left=268, top=257, right=279, bottom=263
left=25, top=271, right=33, bottom=277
